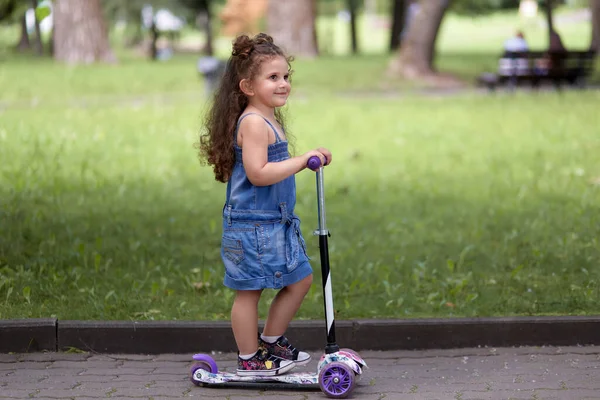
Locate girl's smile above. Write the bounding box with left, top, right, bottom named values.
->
left=250, top=56, right=291, bottom=107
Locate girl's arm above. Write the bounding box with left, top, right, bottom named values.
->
left=240, top=115, right=328, bottom=187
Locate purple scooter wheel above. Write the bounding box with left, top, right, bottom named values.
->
left=319, top=361, right=356, bottom=398
left=190, top=354, right=218, bottom=387
left=192, top=353, right=218, bottom=372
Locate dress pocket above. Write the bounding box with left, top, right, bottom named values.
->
left=296, top=228, right=309, bottom=259
left=292, top=217, right=310, bottom=259
left=222, top=236, right=245, bottom=265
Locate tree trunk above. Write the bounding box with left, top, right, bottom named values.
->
left=388, top=0, right=451, bottom=79
left=389, top=0, right=406, bottom=52
left=545, top=0, right=554, bottom=43
left=16, top=14, right=30, bottom=52
left=267, top=0, right=318, bottom=58
left=32, top=0, right=43, bottom=55
left=150, top=21, right=159, bottom=61
left=203, top=0, right=214, bottom=56
left=348, top=0, right=358, bottom=54
left=53, top=0, right=116, bottom=64
left=591, top=0, right=600, bottom=52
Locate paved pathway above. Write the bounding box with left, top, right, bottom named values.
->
left=1, top=346, right=599, bottom=399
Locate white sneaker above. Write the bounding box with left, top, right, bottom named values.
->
left=236, top=348, right=296, bottom=376
left=259, top=335, right=312, bottom=366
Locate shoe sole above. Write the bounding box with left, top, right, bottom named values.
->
left=236, top=361, right=296, bottom=377
left=294, top=356, right=311, bottom=367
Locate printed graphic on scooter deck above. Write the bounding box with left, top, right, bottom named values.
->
left=191, top=368, right=319, bottom=388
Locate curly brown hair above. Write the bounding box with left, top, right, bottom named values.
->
left=198, top=33, right=294, bottom=183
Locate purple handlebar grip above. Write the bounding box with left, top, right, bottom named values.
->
left=307, top=156, right=321, bottom=171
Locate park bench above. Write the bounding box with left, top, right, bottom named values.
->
left=478, top=50, right=596, bottom=91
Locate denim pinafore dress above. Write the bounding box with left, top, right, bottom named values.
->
left=221, top=113, right=312, bottom=291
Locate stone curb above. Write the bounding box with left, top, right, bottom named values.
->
left=1, top=316, right=599, bottom=354
left=0, top=318, right=57, bottom=353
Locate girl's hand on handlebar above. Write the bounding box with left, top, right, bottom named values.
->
left=304, top=150, right=327, bottom=167
left=316, top=147, right=332, bottom=166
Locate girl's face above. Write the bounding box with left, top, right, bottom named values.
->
left=248, top=56, right=291, bottom=108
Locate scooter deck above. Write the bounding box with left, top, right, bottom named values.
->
left=192, top=368, right=320, bottom=389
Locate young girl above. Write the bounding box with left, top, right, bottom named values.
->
left=199, top=33, right=332, bottom=376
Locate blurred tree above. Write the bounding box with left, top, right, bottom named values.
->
left=16, top=12, right=30, bottom=51
left=388, top=0, right=452, bottom=79
left=0, top=0, right=17, bottom=21
left=544, top=0, right=555, bottom=42
left=13, top=1, right=31, bottom=52
left=102, top=0, right=146, bottom=47
left=177, top=0, right=214, bottom=55
left=348, top=0, right=359, bottom=54
left=267, top=0, right=318, bottom=58
left=316, top=0, right=360, bottom=55
left=0, top=0, right=44, bottom=53
left=389, top=0, right=407, bottom=52
left=102, top=0, right=174, bottom=48
left=30, top=0, right=42, bottom=55
left=103, top=1, right=186, bottom=44
left=103, top=0, right=197, bottom=59
left=220, top=0, right=268, bottom=36
left=54, top=0, right=116, bottom=64
left=591, top=0, right=600, bottom=51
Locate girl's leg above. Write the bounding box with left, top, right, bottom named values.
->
left=231, top=289, right=262, bottom=355
left=233, top=289, right=296, bottom=376
left=263, top=274, right=313, bottom=336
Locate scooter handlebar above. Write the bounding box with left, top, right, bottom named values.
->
left=307, top=156, right=322, bottom=171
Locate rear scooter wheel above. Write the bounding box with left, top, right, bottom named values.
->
left=319, top=361, right=356, bottom=398
left=190, top=354, right=218, bottom=387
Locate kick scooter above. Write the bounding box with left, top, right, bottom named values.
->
left=190, top=156, right=367, bottom=398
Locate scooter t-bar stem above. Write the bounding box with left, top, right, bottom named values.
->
left=307, top=155, right=327, bottom=234
left=307, top=156, right=339, bottom=354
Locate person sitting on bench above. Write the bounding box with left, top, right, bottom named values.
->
left=499, top=30, right=529, bottom=77
left=503, top=30, right=529, bottom=55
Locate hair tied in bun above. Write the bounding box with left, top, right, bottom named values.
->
left=232, top=35, right=254, bottom=59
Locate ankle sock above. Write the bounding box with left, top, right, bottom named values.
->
left=260, top=334, right=280, bottom=344
left=239, top=351, right=257, bottom=360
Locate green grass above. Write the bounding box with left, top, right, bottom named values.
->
left=1, top=89, right=600, bottom=321
left=1, top=8, right=600, bottom=321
